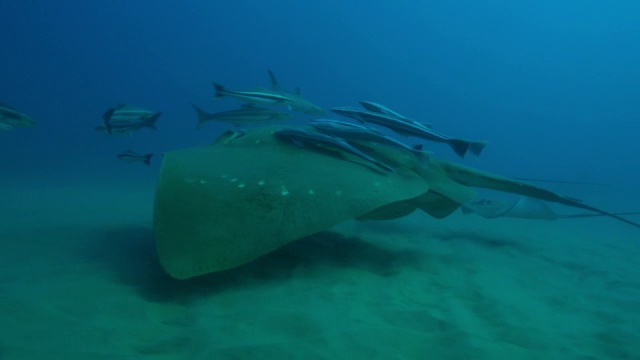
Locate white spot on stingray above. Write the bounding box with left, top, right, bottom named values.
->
left=308, top=189, right=315, bottom=195
left=238, top=183, right=246, bottom=188
left=230, top=178, right=238, bottom=183
left=280, top=185, right=289, bottom=196
left=335, top=190, right=343, bottom=196
left=199, top=179, right=207, bottom=184
left=221, top=174, right=228, bottom=178
left=258, top=180, right=265, bottom=186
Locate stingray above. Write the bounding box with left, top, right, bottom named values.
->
left=153, top=125, right=640, bottom=279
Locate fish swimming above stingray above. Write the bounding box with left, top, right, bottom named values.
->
left=358, top=100, right=429, bottom=127
left=331, top=106, right=487, bottom=158
left=191, top=103, right=290, bottom=128
left=0, top=103, right=36, bottom=131
left=213, top=82, right=293, bottom=106
left=103, top=104, right=161, bottom=135
left=152, top=125, right=640, bottom=279
left=273, top=127, right=395, bottom=173
left=266, top=69, right=325, bottom=114
left=309, top=119, right=428, bottom=158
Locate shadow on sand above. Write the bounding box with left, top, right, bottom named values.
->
left=84, top=226, right=423, bottom=303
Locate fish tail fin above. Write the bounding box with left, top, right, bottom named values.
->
left=145, top=112, right=162, bottom=130
left=448, top=139, right=469, bottom=158
left=469, top=141, right=488, bottom=157
left=144, top=153, right=153, bottom=166
left=103, top=108, right=115, bottom=134
left=212, top=82, right=226, bottom=98
left=191, top=103, right=213, bottom=129
left=267, top=69, right=278, bottom=90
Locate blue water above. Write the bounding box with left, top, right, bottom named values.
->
left=2, top=1, right=639, bottom=358
left=3, top=1, right=639, bottom=184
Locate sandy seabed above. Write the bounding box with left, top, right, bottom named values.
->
left=1, top=179, right=639, bottom=360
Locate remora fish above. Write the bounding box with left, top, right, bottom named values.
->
left=267, top=69, right=325, bottom=114
left=103, top=104, right=161, bottom=135
left=116, top=150, right=153, bottom=165
left=273, top=128, right=394, bottom=172
left=213, top=82, right=293, bottom=106
left=331, top=106, right=487, bottom=158
left=191, top=103, right=290, bottom=128
left=359, top=100, right=432, bottom=128
left=309, top=119, right=428, bottom=158
left=0, top=103, right=36, bottom=131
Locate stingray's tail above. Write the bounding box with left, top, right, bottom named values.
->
left=557, top=197, right=640, bottom=229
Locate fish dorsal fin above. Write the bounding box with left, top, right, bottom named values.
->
left=267, top=69, right=279, bottom=90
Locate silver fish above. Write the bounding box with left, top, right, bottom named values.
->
left=359, top=101, right=408, bottom=120
left=213, top=82, right=293, bottom=106
left=331, top=107, right=487, bottom=158
left=309, top=119, right=429, bottom=158
left=116, top=150, right=153, bottom=165
left=267, top=70, right=325, bottom=114
left=103, top=105, right=161, bottom=135
left=0, top=103, right=36, bottom=131
left=273, top=128, right=394, bottom=172
left=191, top=103, right=290, bottom=128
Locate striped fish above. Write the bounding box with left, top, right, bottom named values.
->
left=331, top=107, right=487, bottom=158
left=213, top=82, right=293, bottom=106
left=0, top=103, right=36, bottom=131
left=116, top=150, right=153, bottom=165
left=273, top=128, right=394, bottom=172
left=103, top=104, right=161, bottom=135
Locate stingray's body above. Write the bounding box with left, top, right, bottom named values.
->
left=153, top=125, right=639, bottom=279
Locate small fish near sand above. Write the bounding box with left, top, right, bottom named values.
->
left=103, top=104, right=161, bottom=135
left=116, top=150, right=153, bottom=165
left=0, top=103, right=36, bottom=131
left=212, top=82, right=293, bottom=106
left=191, top=103, right=290, bottom=128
